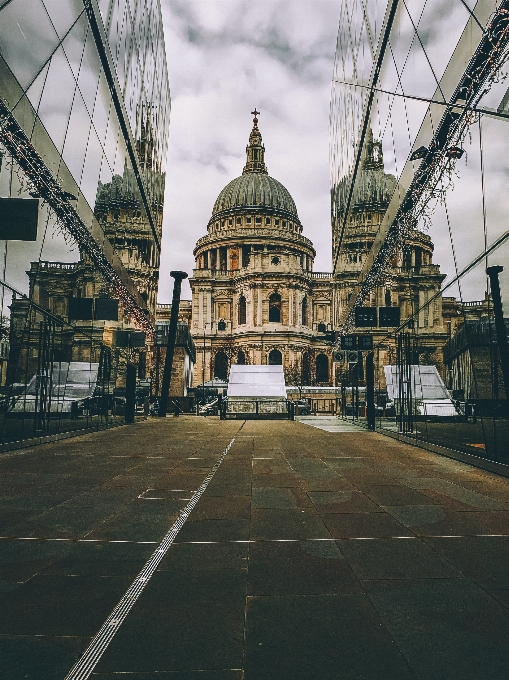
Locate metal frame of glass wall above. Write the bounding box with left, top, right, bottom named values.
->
left=331, top=0, right=509, bottom=463
left=0, top=0, right=170, bottom=449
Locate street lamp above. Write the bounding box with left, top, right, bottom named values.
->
left=157, top=271, right=188, bottom=417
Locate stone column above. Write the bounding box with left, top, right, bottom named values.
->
left=257, top=286, right=262, bottom=326
left=206, top=290, right=212, bottom=326
left=198, top=289, right=204, bottom=330
left=288, top=288, right=294, bottom=326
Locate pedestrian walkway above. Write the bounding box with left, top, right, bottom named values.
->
left=297, top=415, right=363, bottom=432
left=1, top=417, right=509, bottom=679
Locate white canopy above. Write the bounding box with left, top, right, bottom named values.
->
left=227, top=365, right=286, bottom=398
left=384, top=365, right=451, bottom=401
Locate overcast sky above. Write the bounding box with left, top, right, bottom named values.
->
left=157, top=0, right=341, bottom=301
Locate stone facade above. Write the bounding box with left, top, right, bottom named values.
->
left=189, top=115, right=454, bottom=390
left=189, top=113, right=338, bottom=389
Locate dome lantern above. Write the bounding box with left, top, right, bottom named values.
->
left=243, top=109, right=268, bottom=175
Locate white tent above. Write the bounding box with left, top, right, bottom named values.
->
left=226, top=365, right=288, bottom=418
left=227, top=365, right=286, bottom=398
left=384, top=365, right=458, bottom=417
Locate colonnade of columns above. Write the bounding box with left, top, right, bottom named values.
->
left=196, top=284, right=319, bottom=332
left=197, top=246, right=314, bottom=272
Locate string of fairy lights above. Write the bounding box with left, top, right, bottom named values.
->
left=0, top=98, right=153, bottom=338
left=338, top=4, right=509, bottom=336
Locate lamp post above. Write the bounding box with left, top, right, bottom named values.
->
left=486, top=266, right=509, bottom=400
left=202, top=328, right=206, bottom=406
left=158, top=271, right=188, bottom=417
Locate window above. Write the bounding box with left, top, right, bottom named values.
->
left=316, top=354, right=329, bottom=383
left=269, top=293, right=281, bottom=323
left=255, top=216, right=261, bottom=224
left=385, top=289, right=392, bottom=307
left=282, top=220, right=287, bottom=228
left=228, top=218, right=232, bottom=226
left=274, top=219, right=279, bottom=226
left=214, top=352, right=228, bottom=381
left=301, top=297, right=308, bottom=326
left=246, top=217, right=252, bottom=224
left=238, top=295, right=246, bottom=325
left=242, top=245, right=251, bottom=268
left=237, top=350, right=246, bottom=364
left=302, top=352, right=310, bottom=384
left=269, top=349, right=282, bottom=365
left=253, top=149, right=259, bottom=160
left=236, top=217, right=242, bottom=225
left=265, top=217, right=270, bottom=225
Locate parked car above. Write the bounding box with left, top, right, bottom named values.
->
left=294, top=399, right=311, bottom=415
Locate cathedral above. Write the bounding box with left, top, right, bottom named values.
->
left=189, top=112, right=450, bottom=390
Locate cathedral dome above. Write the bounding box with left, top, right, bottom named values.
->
left=333, top=129, right=397, bottom=217
left=212, top=173, right=299, bottom=221
left=209, top=111, right=301, bottom=225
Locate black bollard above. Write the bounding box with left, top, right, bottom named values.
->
left=125, top=363, right=136, bottom=424
left=486, top=266, right=509, bottom=401
left=366, top=352, right=375, bottom=431
left=158, top=271, right=188, bottom=417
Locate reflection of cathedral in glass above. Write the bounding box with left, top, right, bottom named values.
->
left=333, top=128, right=445, bottom=345
left=94, top=110, right=165, bottom=316
left=0, top=0, right=170, bottom=386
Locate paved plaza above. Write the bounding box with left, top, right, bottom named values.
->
left=1, top=417, right=509, bottom=679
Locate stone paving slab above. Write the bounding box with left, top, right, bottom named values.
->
left=1, top=417, right=509, bottom=678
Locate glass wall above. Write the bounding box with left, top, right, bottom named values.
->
left=331, top=0, right=509, bottom=462
left=0, top=0, right=170, bottom=448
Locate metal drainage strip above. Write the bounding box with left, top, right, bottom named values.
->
left=63, top=433, right=240, bottom=680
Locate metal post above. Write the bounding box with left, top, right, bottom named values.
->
left=202, top=329, right=206, bottom=405
left=366, top=352, right=375, bottom=430
left=397, top=333, right=404, bottom=432
left=155, top=345, right=160, bottom=398
left=125, top=363, right=136, bottom=424
left=158, top=271, right=188, bottom=417
left=486, top=266, right=509, bottom=400
left=405, top=333, right=413, bottom=433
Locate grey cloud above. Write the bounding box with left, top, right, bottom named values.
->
left=167, top=0, right=338, bottom=85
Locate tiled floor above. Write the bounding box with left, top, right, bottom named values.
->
left=1, top=416, right=509, bottom=679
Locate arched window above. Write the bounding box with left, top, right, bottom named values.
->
left=237, top=350, right=246, bottom=365
left=238, top=295, right=247, bottom=325
left=269, top=293, right=281, bottom=323
left=301, top=297, right=308, bottom=326
left=268, top=349, right=282, bottom=365
left=301, top=352, right=310, bottom=385
left=214, top=352, right=228, bottom=381
left=316, top=354, right=329, bottom=383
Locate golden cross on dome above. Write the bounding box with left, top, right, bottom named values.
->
left=251, top=108, right=260, bottom=125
